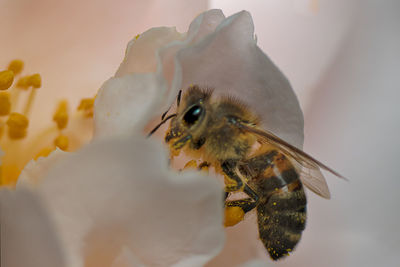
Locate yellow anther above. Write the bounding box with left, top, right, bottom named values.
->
left=134, top=34, right=140, bottom=40
left=16, top=76, right=30, bottom=89
left=7, top=60, right=24, bottom=75
left=77, top=97, right=95, bottom=117
left=0, top=70, right=14, bottom=90
left=53, top=100, right=69, bottom=130
left=34, top=147, right=55, bottom=160
left=54, top=135, right=69, bottom=151
left=273, top=202, right=277, bottom=206
left=28, top=73, right=41, bottom=88
left=0, top=164, right=21, bottom=186
left=183, top=160, right=197, bottom=170
left=0, top=120, right=4, bottom=139
left=78, top=98, right=95, bottom=111
left=0, top=92, right=11, bottom=116
left=6, top=112, right=29, bottom=139
left=224, top=206, right=245, bottom=227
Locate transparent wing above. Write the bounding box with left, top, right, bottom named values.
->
left=292, top=161, right=331, bottom=199
left=237, top=122, right=346, bottom=199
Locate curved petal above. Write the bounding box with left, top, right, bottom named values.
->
left=171, top=10, right=303, bottom=148
left=35, top=135, right=224, bottom=267
left=17, top=148, right=68, bottom=188
left=93, top=73, right=166, bottom=139
left=97, top=10, right=304, bottom=148
left=116, top=27, right=185, bottom=76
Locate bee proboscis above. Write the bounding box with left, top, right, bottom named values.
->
left=148, top=85, right=345, bottom=260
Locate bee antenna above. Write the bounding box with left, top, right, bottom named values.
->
left=161, top=90, right=182, bottom=120
left=177, top=89, right=182, bottom=107
left=147, top=114, right=177, bottom=137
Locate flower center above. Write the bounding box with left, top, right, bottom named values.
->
left=0, top=59, right=95, bottom=187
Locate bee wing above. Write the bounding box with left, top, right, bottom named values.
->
left=237, top=123, right=347, bottom=199
left=293, top=161, right=331, bottom=199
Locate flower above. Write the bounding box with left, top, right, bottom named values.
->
left=1, top=8, right=305, bottom=267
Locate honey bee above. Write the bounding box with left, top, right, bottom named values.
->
left=148, top=85, right=345, bottom=260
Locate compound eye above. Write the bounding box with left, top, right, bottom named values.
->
left=183, top=105, right=203, bottom=126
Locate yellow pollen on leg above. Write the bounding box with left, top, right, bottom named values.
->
left=53, top=100, right=69, bottom=130
left=54, top=135, right=69, bottom=151
left=6, top=112, right=29, bottom=139
left=200, top=164, right=209, bottom=174
left=0, top=70, right=14, bottom=90
left=7, top=59, right=24, bottom=75
left=183, top=160, right=197, bottom=170
left=0, top=92, right=11, bottom=116
left=224, top=206, right=245, bottom=227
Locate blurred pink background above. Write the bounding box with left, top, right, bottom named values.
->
left=211, top=1, right=400, bottom=267
left=0, top=0, right=207, bottom=131
left=2, top=0, right=399, bottom=266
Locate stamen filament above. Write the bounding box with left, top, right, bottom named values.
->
left=23, top=89, right=37, bottom=116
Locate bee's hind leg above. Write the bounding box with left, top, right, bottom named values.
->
left=225, top=185, right=259, bottom=212
left=224, top=185, right=259, bottom=227
left=222, top=160, right=259, bottom=226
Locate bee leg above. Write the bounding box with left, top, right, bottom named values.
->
left=224, top=185, right=259, bottom=227
left=198, top=161, right=210, bottom=174
left=226, top=184, right=259, bottom=213
left=221, top=160, right=243, bottom=192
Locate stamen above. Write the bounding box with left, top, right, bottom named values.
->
left=28, top=74, right=41, bottom=88
left=0, top=92, right=11, bottom=116
left=23, top=89, right=37, bottom=116
left=54, top=135, right=69, bottom=151
left=16, top=73, right=41, bottom=90
left=34, top=147, right=55, bottom=160
left=16, top=76, right=30, bottom=89
left=7, top=60, right=24, bottom=75
left=0, top=120, right=4, bottom=139
left=0, top=70, right=14, bottom=90
left=6, top=112, right=29, bottom=139
left=77, top=97, right=95, bottom=117
left=0, top=164, right=21, bottom=186
left=53, top=100, right=69, bottom=130
left=23, top=74, right=42, bottom=116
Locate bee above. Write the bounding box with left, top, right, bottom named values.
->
left=148, top=85, right=345, bottom=260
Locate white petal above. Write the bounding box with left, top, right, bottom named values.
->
left=93, top=73, right=165, bottom=139
left=37, top=135, right=224, bottom=267
left=116, top=27, right=185, bottom=76
left=171, top=10, right=304, bottom=148
left=17, top=148, right=68, bottom=188
left=0, top=189, right=65, bottom=267
left=206, top=213, right=268, bottom=267
left=240, top=259, right=272, bottom=267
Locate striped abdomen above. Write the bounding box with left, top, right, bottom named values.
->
left=243, top=149, right=307, bottom=260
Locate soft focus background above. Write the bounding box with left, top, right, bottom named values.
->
left=0, top=0, right=207, bottom=131
left=210, top=1, right=400, bottom=267
left=2, top=0, right=400, bottom=266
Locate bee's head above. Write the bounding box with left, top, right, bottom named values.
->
left=165, top=85, right=212, bottom=151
